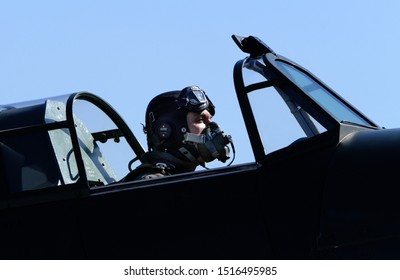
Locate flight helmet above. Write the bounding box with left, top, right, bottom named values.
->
left=144, top=85, right=215, bottom=163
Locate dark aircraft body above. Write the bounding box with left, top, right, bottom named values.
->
left=1, top=35, right=400, bottom=259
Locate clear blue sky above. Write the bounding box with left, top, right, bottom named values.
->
left=1, top=0, right=400, bottom=170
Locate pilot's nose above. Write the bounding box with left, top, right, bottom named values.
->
left=203, top=114, right=213, bottom=125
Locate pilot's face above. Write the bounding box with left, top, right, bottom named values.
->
left=186, top=110, right=212, bottom=135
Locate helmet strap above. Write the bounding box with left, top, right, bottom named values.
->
left=178, top=147, right=199, bottom=164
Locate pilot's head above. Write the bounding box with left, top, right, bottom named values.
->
left=144, top=85, right=231, bottom=169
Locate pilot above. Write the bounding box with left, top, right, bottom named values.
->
left=121, top=85, right=234, bottom=181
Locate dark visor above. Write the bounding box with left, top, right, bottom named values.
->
left=177, top=86, right=215, bottom=115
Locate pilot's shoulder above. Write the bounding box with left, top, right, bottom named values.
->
left=121, top=164, right=170, bottom=182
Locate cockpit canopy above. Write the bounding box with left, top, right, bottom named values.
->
left=0, top=92, right=144, bottom=193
